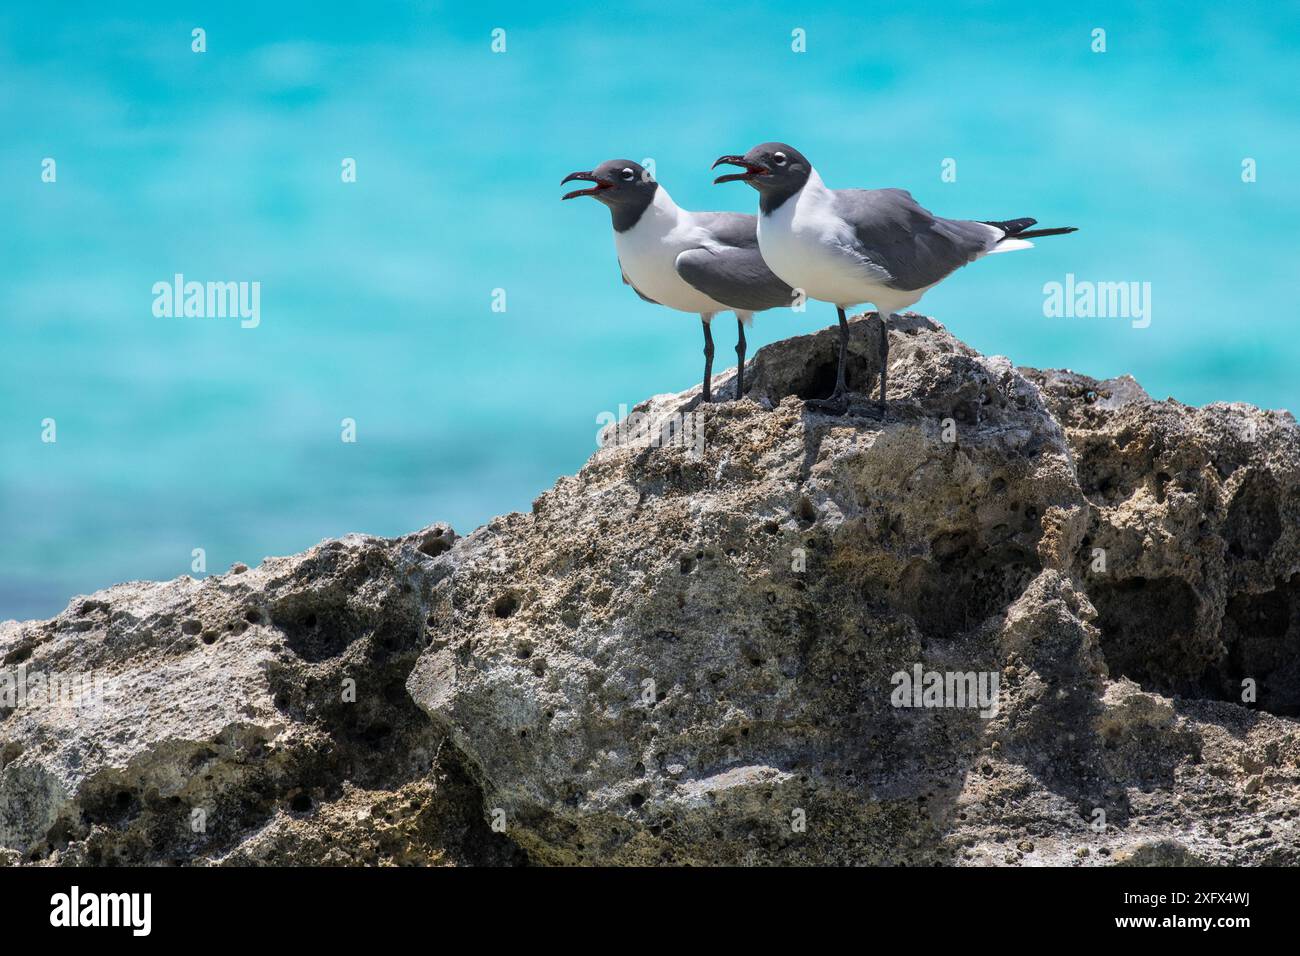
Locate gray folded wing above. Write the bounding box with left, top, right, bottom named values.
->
left=833, top=188, right=1000, bottom=292
left=674, top=212, right=795, bottom=312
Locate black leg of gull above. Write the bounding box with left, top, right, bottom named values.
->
left=734, top=317, right=747, bottom=399
left=807, top=307, right=850, bottom=415
left=701, top=316, right=715, bottom=403
left=878, top=311, right=890, bottom=412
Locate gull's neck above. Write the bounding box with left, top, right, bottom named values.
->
left=645, top=184, right=686, bottom=223
left=761, top=167, right=822, bottom=216
left=612, top=182, right=678, bottom=233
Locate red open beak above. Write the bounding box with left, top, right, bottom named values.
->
left=561, top=170, right=615, bottom=200
left=712, top=155, right=768, bottom=184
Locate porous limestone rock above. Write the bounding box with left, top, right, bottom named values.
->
left=0, top=525, right=519, bottom=865
left=4, top=314, right=1299, bottom=865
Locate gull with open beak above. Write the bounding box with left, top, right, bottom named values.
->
left=714, top=143, right=1077, bottom=414
left=562, top=159, right=794, bottom=403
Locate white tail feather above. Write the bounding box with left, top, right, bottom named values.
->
left=987, top=238, right=1035, bottom=255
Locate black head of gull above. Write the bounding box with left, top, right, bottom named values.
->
left=561, top=159, right=658, bottom=232
left=712, top=142, right=811, bottom=215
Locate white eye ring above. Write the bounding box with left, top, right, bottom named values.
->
left=773, top=152, right=787, bottom=166
left=620, top=168, right=635, bottom=181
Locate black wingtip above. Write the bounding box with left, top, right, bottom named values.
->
left=1015, top=226, right=1079, bottom=239
left=981, top=219, right=1079, bottom=240
left=982, top=217, right=1037, bottom=235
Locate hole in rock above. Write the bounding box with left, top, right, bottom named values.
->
left=418, top=532, right=453, bottom=558
left=781, top=328, right=875, bottom=403
left=795, top=495, right=817, bottom=524
left=794, top=359, right=842, bottom=402
left=1091, top=576, right=1200, bottom=696
left=270, top=600, right=355, bottom=662
left=1225, top=472, right=1281, bottom=562
left=902, top=537, right=1040, bottom=638
left=494, top=594, right=520, bottom=618
left=289, top=791, right=313, bottom=813
left=1083, top=574, right=1298, bottom=714
left=1215, top=579, right=1300, bottom=716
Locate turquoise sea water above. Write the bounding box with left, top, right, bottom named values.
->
left=2, top=0, right=1298, bottom=620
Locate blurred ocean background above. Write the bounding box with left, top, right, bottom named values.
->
left=2, top=0, right=1297, bottom=620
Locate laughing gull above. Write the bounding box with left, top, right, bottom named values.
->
left=713, top=142, right=1077, bottom=414
left=562, top=159, right=794, bottom=402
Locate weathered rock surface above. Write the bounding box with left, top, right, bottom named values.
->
left=0, top=527, right=520, bottom=865
left=4, top=314, right=1299, bottom=865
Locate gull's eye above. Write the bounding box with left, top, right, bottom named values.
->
left=772, top=152, right=787, bottom=166
left=620, top=168, right=635, bottom=181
